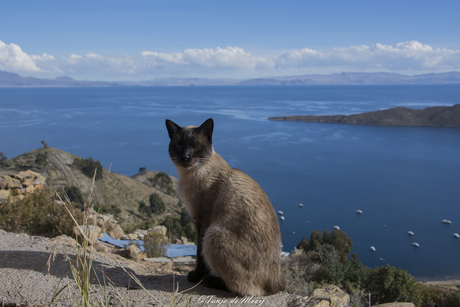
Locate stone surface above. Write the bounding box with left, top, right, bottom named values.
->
left=287, top=285, right=350, bottom=307
left=148, top=225, right=167, bottom=236
left=372, top=303, right=415, bottom=307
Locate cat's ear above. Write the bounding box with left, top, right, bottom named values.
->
left=166, top=119, right=181, bottom=139
left=199, top=118, right=214, bottom=143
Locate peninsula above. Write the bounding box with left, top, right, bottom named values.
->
left=269, top=104, right=460, bottom=127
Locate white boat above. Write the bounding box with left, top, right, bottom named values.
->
left=356, top=210, right=363, bottom=214
left=277, top=211, right=284, bottom=215
left=407, top=231, right=414, bottom=236
left=453, top=233, right=460, bottom=239
left=412, top=242, right=420, bottom=247
left=333, top=225, right=340, bottom=230
left=442, top=219, right=452, bottom=224
left=370, top=246, right=376, bottom=252
left=280, top=216, right=285, bottom=221
left=299, top=203, right=304, bottom=207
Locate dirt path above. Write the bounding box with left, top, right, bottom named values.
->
left=0, top=230, right=292, bottom=306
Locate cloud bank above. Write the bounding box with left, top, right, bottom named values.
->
left=1, top=39, right=459, bottom=80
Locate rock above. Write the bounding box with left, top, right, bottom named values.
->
left=128, top=233, right=138, bottom=240
left=47, top=235, right=78, bottom=248
left=25, top=185, right=35, bottom=193
left=107, top=224, right=125, bottom=240
left=0, top=189, right=10, bottom=199
left=181, top=236, right=188, bottom=244
left=288, top=285, right=350, bottom=307
left=34, top=184, right=44, bottom=190
left=22, top=178, right=34, bottom=187
left=372, top=303, right=415, bottom=307
left=311, top=285, right=349, bottom=307
left=128, top=244, right=141, bottom=259
left=174, top=238, right=183, bottom=244
left=73, top=225, right=103, bottom=243
left=0, top=176, right=7, bottom=189
left=32, top=177, right=46, bottom=186
left=148, top=226, right=167, bottom=236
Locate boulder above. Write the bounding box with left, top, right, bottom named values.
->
left=22, top=178, right=34, bottom=187
left=148, top=226, right=167, bottom=236
left=288, top=285, right=350, bottom=307
left=128, top=233, right=138, bottom=240
left=128, top=244, right=142, bottom=259
left=25, top=185, right=35, bottom=194
left=311, top=285, right=350, bottom=307
left=0, top=189, right=10, bottom=199
left=372, top=303, right=415, bottom=307
left=181, top=236, right=188, bottom=244
left=107, top=224, right=125, bottom=240
left=0, top=177, right=7, bottom=189
left=73, top=225, right=103, bottom=243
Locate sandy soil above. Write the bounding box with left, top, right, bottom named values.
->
left=0, top=229, right=293, bottom=306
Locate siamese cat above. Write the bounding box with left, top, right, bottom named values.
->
left=165, top=118, right=285, bottom=296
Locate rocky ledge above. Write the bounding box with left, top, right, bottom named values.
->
left=269, top=104, right=460, bottom=127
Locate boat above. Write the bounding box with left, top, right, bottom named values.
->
left=407, top=231, right=414, bottom=236
left=299, top=203, right=304, bottom=207
left=370, top=246, right=376, bottom=252
left=333, top=225, right=340, bottom=230
left=280, top=216, right=285, bottom=221
left=277, top=211, right=284, bottom=215
left=442, top=219, right=452, bottom=224
left=453, top=233, right=460, bottom=239
left=356, top=210, right=363, bottom=214
left=412, top=242, right=420, bottom=247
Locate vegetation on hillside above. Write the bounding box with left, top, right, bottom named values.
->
left=73, top=157, right=104, bottom=180
left=286, top=229, right=460, bottom=307
left=0, top=188, right=83, bottom=237
left=148, top=171, right=176, bottom=196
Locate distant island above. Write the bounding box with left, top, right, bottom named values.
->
left=2, top=70, right=460, bottom=87
left=269, top=104, right=460, bottom=127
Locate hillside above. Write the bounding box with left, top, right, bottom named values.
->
left=0, top=70, right=124, bottom=87
left=237, top=72, right=460, bottom=85
left=0, top=147, right=181, bottom=229
left=269, top=104, right=460, bottom=127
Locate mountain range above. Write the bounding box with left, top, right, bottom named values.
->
left=269, top=104, right=460, bottom=127
left=2, top=70, right=460, bottom=87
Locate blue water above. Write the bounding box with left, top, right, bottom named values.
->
left=1, top=85, right=459, bottom=280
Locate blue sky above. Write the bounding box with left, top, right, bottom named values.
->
left=1, top=0, right=459, bottom=81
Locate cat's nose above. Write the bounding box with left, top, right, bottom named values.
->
left=183, top=149, right=192, bottom=161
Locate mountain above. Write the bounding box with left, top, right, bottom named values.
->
left=269, top=104, right=460, bottom=127
left=2, top=70, right=460, bottom=87
left=237, top=72, right=460, bottom=85
left=0, top=147, right=181, bottom=229
left=0, top=71, right=124, bottom=87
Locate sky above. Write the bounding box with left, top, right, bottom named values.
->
left=1, top=0, right=460, bottom=81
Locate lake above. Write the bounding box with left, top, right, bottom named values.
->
left=1, top=85, right=459, bottom=280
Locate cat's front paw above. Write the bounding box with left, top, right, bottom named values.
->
left=187, top=270, right=203, bottom=283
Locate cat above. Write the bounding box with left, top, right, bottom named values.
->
left=165, top=118, right=285, bottom=296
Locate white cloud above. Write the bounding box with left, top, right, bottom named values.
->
left=0, top=39, right=42, bottom=72
left=1, top=39, right=460, bottom=80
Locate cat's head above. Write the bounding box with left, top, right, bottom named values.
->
left=165, top=118, right=214, bottom=169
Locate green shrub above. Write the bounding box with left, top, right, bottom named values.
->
left=149, top=193, right=165, bottom=214
left=314, top=244, right=368, bottom=293
left=143, top=231, right=167, bottom=257
left=73, top=157, right=103, bottom=180
left=364, top=265, right=421, bottom=306
left=0, top=189, right=84, bottom=237
left=148, top=172, right=176, bottom=196
left=64, top=186, right=84, bottom=209
left=419, top=284, right=460, bottom=307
